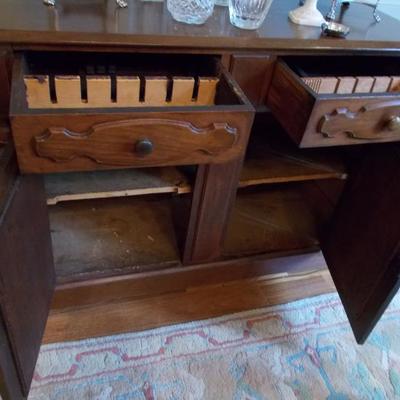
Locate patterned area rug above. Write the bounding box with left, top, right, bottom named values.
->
left=30, top=293, right=400, bottom=399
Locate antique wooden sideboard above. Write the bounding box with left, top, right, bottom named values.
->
left=1, top=0, right=400, bottom=397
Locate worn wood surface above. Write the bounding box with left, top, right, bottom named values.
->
left=0, top=1, right=399, bottom=51
left=183, top=157, right=245, bottom=264
left=0, top=143, right=17, bottom=213
left=241, top=134, right=347, bottom=187
left=267, top=60, right=315, bottom=146
left=224, top=185, right=322, bottom=258
left=53, top=251, right=328, bottom=310
left=323, top=145, right=400, bottom=343
left=45, top=167, right=192, bottom=205
left=230, top=55, right=275, bottom=106
left=50, top=195, right=181, bottom=283
left=43, top=135, right=347, bottom=205
left=0, top=314, right=24, bottom=400
left=269, top=58, right=400, bottom=148
left=44, top=268, right=335, bottom=343
left=0, top=49, right=10, bottom=123
left=0, top=119, right=9, bottom=145
left=26, top=75, right=218, bottom=108
left=12, top=59, right=253, bottom=173
left=12, top=111, right=252, bottom=173
left=0, top=174, right=55, bottom=395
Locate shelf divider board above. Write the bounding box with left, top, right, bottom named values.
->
left=49, top=196, right=181, bottom=284
left=240, top=150, right=346, bottom=188
left=45, top=167, right=192, bottom=205
left=45, top=146, right=346, bottom=205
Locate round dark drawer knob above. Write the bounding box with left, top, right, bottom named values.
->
left=135, top=139, right=153, bottom=156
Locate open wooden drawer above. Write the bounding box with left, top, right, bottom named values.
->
left=10, top=52, right=254, bottom=173
left=267, top=56, right=400, bottom=148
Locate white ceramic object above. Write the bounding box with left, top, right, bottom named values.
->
left=288, top=0, right=326, bottom=27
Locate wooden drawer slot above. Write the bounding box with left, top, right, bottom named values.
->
left=268, top=55, right=400, bottom=148
left=170, top=77, right=195, bottom=105
left=116, top=76, right=140, bottom=107
left=24, top=75, right=51, bottom=108
left=24, top=73, right=219, bottom=109
left=54, top=75, right=82, bottom=107
left=11, top=51, right=254, bottom=173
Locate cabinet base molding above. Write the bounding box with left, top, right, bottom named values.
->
left=44, top=251, right=334, bottom=343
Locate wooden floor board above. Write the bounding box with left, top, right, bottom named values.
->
left=43, top=269, right=336, bottom=344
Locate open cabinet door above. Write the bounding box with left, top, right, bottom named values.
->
left=323, top=145, right=400, bottom=344
left=0, top=145, right=55, bottom=399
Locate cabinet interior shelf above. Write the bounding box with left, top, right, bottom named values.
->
left=45, top=149, right=346, bottom=205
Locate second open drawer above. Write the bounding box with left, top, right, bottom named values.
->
left=267, top=56, right=400, bottom=148
left=10, top=52, right=254, bottom=173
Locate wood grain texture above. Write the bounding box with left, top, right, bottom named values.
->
left=34, top=118, right=238, bottom=166
left=196, top=78, right=218, bottom=106
left=354, top=76, right=374, bottom=94
left=55, top=75, right=82, bottom=107
left=0, top=143, right=17, bottom=213
left=171, top=77, right=194, bottom=105
left=0, top=0, right=399, bottom=51
left=318, top=101, right=400, bottom=142
left=45, top=167, right=192, bottom=205
left=0, top=49, right=11, bottom=120
left=86, top=76, right=113, bottom=107
left=269, top=59, right=400, bottom=148
left=11, top=110, right=252, bottom=173
left=372, top=76, right=391, bottom=93
left=0, top=174, right=55, bottom=395
left=116, top=76, right=140, bottom=107
left=323, top=145, right=400, bottom=343
left=267, top=61, right=316, bottom=146
left=301, top=77, right=338, bottom=94
left=25, top=75, right=217, bottom=108
left=183, top=158, right=245, bottom=264
left=44, top=143, right=346, bottom=205
left=230, top=54, right=275, bottom=106
left=0, top=119, right=9, bottom=145
left=24, top=76, right=51, bottom=109
left=52, top=251, right=328, bottom=310
left=0, top=314, right=24, bottom=400
left=240, top=136, right=347, bottom=187
left=336, top=77, right=356, bottom=94
left=44, top=269, right=335, bottom=343
left=144, top=77, right=167, bottom=105
left=50, top=195, right=181, bottom=283
left=224, top=186, right=321, bottom=258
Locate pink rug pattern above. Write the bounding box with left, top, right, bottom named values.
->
left=29, top=293, right=400, bottom=399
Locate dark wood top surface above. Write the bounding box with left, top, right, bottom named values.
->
left=0, top=0, right=399, bottom=51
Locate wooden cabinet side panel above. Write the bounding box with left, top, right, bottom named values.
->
left=230, top=54, right=275, bottom=106
left=0, top=49, right=10, bottom=117
left=0, top=175, right=55, bottom=395
left=323, top=146, right=400, bottom=343
left=267, top=62, right=315, bottom=145
left=0, top=314, right=24, bottom=400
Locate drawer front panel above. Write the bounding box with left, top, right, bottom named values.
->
left=11, top=111, right=253, bottom=173
left=268, top=58, right=400, bottom=148
left=302, top=97, right=400, bottom=147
